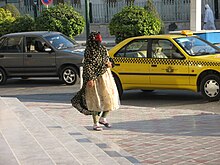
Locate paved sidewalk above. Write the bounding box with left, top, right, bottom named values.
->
left=1, top=97, right=220, bottom=165
left=34, top=103, right=220, bottom=165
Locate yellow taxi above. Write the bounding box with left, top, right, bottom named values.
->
left=109, top=30, right=220, bottom=101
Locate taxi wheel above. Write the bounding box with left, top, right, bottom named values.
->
left=113, top=75, right=123, bottom=99
left=200, top=74, right=220, bottom=101
left=60, top=66, right=78, bottom=85
left=0, top=68, right=7, bottom=85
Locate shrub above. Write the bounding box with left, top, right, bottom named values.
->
left=109, top=5, right=162, bottom=43
left=0, top=8, right=15, bottom=36
left=35, top=3, right=85, bottom=39
left=2, top=4, right=20, bottom=18
left=10, top=15, right=35, bottom=33
left=144, top=0, right=164, bottom=33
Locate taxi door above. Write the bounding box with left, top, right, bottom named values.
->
left=113, top=39, right=150, bottom=88
left=149, top=39, right=190, bottom=87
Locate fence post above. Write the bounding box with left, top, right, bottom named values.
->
left=85, top=0, right=90, bottom=40
left=89, top=2, right=93, bottom=23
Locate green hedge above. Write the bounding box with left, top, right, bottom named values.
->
left=35, top=3, right=85, bottom=39
left=109, top=4, right=163, bottom=43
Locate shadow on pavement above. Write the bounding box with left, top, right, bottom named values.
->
left=1, top=79, right=219, bottom=112
left=0, top=78, right=64, bottom=88
left=112, top=114, right=220, bottom=136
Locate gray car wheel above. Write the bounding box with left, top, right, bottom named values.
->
left=61, top=66, right=78, bottom=85
left=200, top=74, right=220, bottom=101
left=0, top=68, right=7, bottom=85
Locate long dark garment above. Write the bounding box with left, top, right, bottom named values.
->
left=71, top=32, right=119, bottom=115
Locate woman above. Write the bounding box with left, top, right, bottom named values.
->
left=203, top=4, right=216, bottom=30
left=71, top=31, right=120, bottom=131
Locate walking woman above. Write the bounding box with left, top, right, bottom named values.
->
left=71, top=31, right=120, bottom=131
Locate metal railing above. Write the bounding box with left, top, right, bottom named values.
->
left=17, top=0, right=218, bottom=23
left=72, top=1, right=191, bottom=23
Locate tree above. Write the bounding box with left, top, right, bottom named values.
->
left=35, top=3, right=85, bottom=39
left=145, top=0, right=164, bottom=33
left=145, top=0, right=159, bottom=18
left=2, top=4, right=20, bottom=18
left=9, top=15, right=35, bottom=33
left=109, top=5, right=162, bottom=43
left=0, top=8, right=15, bottom=36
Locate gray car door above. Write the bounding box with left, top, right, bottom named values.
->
left=0, top=36, right=24, bottom=76
left=23, top=36, right=56, bottom=76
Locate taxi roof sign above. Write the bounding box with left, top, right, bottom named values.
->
left=181, top=30, right=193, bottom=36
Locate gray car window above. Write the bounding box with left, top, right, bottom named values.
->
left=0, top=37, right=5, bottom=47
left=0, top=37, right=22, bottom=53
left=45, top=34, right=76, bottom=50
left=26, top=37, right=48, bottom=53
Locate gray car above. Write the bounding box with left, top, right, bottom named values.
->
left=0, top=31, right=84, bottom=85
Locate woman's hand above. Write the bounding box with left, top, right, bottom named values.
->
left=105, top=61, right=112, bottom=68
left=87, top=80, right=94, bottom=87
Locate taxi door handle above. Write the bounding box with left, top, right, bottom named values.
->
left=0, top=55, right=4, bottom=58
left=115, top=63, right=120, bottom=66
left=151, top=64, right=157, bottom=67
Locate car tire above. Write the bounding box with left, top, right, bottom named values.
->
left=113, top=74, right=123, bottom=99
left=0, top=68, right=7, bottom=85
left=60, top=66, right=78, bottom=85
left=200, top=74, right=220, bottom=101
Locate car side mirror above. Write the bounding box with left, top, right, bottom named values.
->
left=45, top=48, right=52, bottom=52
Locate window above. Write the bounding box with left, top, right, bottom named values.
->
left=115, top=40, right=148, bottom=58
left=151, top=39, right=184, bottom=59
left=152, top=40, right=168, bottom=59
left=0, top=36, right=22, bottom=53
left=45, top=34, right=76, bottom=50
left=175, top=37, right=220, bottom=56
left=26, top=37, right=48, bottom=53
left=0, top=37, right=5, bottom=47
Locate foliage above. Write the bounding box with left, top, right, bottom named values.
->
left=9, top=15, right=35, bottom=33
left=145, top=0, right=164, bottom=33
left=0, top=8, right=15, bottom=36
left=35, top=3, right=85, bottom=39
left=109, top=5, right=162, bottom=43
left=2, top=4, right=20, bottom=18
left=145, top=0, right=159, bottom=18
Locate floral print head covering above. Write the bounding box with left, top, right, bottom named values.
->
left=83, top=31, right=109, bottom=82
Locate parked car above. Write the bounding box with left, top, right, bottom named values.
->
left=0, top=31, right=84, bottom=85
left=109, top=30, right=220, bottom=101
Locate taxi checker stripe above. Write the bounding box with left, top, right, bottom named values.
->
left=113, top=58, right=220, bottom=66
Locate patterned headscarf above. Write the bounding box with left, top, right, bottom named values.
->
left=83, top=31, right=109, bottom=83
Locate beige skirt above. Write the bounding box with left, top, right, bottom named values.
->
left=85, top=68, right=120, bottom=112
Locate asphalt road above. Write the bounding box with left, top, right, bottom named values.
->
left=0, top=78, right=220, bottom=114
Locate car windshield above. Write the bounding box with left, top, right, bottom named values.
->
left=44, top=34, right=77, bottom=50
left=174, top=36, right=220, bottom=56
